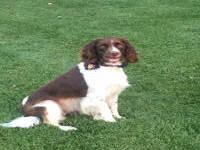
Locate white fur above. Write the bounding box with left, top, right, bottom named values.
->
left=0, top=116, right=40, bottom=128
left=34, top=100, right=77, bottom=131
left=111, top=45, right=120, bottom=53
left=34, top=100, right=63, bottom=124
left=22, top=96, right=28, bottom=105
left=78, top=62, right=129, bottom=122
left=106, top=95, right=122, bottom=119
left=80, top=95, right=116, bottom=122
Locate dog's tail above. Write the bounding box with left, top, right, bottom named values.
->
left=0, top=116, right=40, bottom=128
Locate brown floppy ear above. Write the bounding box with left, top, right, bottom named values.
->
left=80, top=39, right=100, bottom=64
left=121, top=38, right=138, bottom=63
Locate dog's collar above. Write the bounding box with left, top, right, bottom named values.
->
left=85, top=62, right=128, bottom=70
left=101, top=61, right=128, bottom=68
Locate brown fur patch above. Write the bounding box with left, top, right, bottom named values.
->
left=22, top=66, right=88, bottom=118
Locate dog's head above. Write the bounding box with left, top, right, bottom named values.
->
left=81, top=37, right=138, bottom=68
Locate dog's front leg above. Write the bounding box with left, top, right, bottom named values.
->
left=106, top=95, right=124, bottom=119
left=80, top=96, right=116, bottom=122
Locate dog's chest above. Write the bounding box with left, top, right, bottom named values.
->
left=79, top=63, right=130, bottom=97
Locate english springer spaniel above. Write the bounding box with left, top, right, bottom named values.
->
left=0, top=37, right=138, bottom=131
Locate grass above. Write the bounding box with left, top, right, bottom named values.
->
left=0, top=0, right=200, bottom=149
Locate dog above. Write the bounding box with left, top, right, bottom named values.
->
left=0, top=37, right=138, bottom=131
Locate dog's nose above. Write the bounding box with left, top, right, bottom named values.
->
left=111, top=52, right=120, bottom=57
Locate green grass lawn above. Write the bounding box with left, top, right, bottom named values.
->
left=0, top=0, right=200, bottom=149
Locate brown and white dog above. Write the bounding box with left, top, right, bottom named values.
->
left=0, top=37, right=138, bottom=131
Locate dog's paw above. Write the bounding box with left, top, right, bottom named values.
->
left=93, top=115, right=116, bottom=122
left=59, top=126, right=77, bottom=131
left=104, top=117, right=116, bottom=123
left=114, top=115, right=126, bottom=119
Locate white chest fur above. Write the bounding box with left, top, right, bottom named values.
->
left=78, top=63, right=129, bottom=121
left=78, top=63, right=130, bottom=99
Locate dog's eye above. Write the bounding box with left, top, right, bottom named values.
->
left=114, top=42, right=123, bottom=50
left=99, top=44, right=108, bottom=50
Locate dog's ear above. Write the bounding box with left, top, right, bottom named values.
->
left=80, top=39, right=100, bottom=64
left=121, top=38, right=138, bottom=63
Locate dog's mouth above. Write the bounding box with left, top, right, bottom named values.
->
left=106, top=57, right=121, bottom=62
left=103, top=56, right=121, bottom=63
